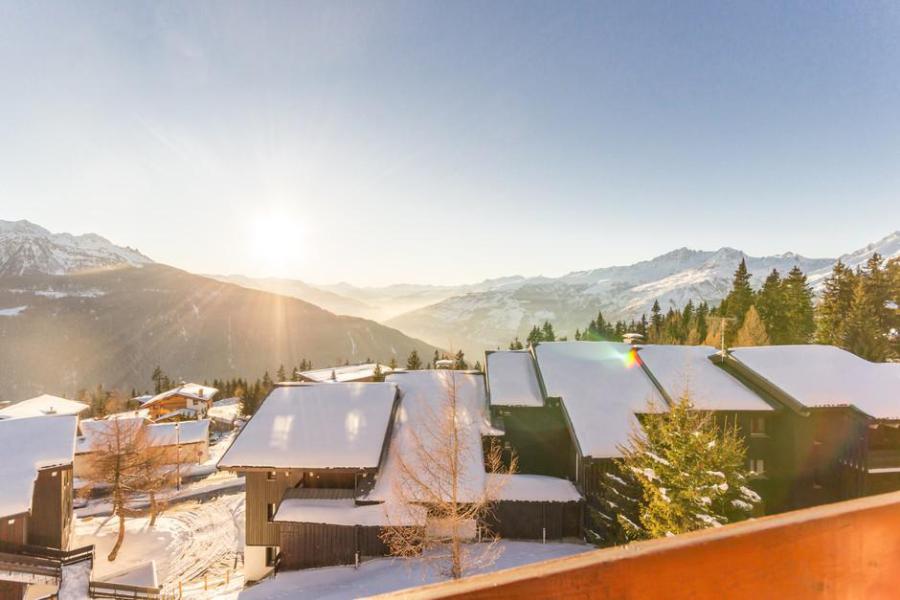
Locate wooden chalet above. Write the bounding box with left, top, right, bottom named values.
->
left=722, top=344, right=900, bottom=512
left=217, top=382, right=401, bottom=581
left=0, top=415, right=79, bottom=600
left=140, top=383, right=218, bottom=421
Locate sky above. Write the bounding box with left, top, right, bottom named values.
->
left=0, top=1, right=898, bottom=286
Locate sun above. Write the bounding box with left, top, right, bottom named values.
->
left=249, top=212, right=303, bottom=272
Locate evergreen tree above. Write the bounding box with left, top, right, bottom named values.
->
left=508, top=337, right=524, bottom=350
left=782, top=266, right=815, bottom=344
left=722, top=259, right=755, bottom=326
left=843, top=276, right=891, bottom=361
left=406, top=349, right=422, bottom=370
left=388, top=356, right=398, bottom=370
left=372, top=363, right=385, bottom=382
left=734, top=306, right=770, bottom=346
left=816, top=260, right=857, bottom=345
left=650, top=300, right=663, bottom=336
left=454, top=349, right=468, bottom=370
left=587, top=466, right=643, bottom=546
left=151, top=366, right=166, bottom=394
left=756, top=269, right=787, bottom=343
left=276, top=364, right=287, bottom=382
left=472, top=360, right=483, bottom=373
left=619, top=395, right=759, bottom=539
left=541, top=321, right=556, bottom=342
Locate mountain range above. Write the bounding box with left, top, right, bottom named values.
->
left=0, top=220, right=436, bottom=402
left=218, top=231, right=900, bottom=357
left=2, top=218, right=897, bottom=401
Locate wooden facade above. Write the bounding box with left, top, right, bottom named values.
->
left=145, top=393, right=212, bottom=420
left=277, top=522, right=389, bottom=570
left=28, top=465, right=73, bottom=550
left=484, top=501, right=582, bottom=540
left=243, top=468, right=378, bottom=549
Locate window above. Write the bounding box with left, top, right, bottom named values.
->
left=267, top=471, right=276, bottom=481
left=267, top=503, right=276, bottom=522
left=749, top=458, right=765, bottom=476
left=265, top=546, right=277, bottom=567
left=750, top=417, right=767, bottom=436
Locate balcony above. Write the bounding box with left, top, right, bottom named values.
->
left=374, top=490, right=900, bottom=599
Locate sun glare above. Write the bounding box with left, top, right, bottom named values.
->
left=249, top=213, right=303, bottom=271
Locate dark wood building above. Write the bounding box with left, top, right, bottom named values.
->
left=217, top=382, right=400, bottom=581
left=0, top=415, right=79, bottom=600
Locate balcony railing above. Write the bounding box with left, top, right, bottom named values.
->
left=374, top=490, right=900, bottom=599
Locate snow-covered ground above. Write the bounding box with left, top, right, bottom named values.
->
left=73, top=492, right=246, bottom=598
left=233, top=541, right=591, bottom=600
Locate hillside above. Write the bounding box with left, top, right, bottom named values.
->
left=384, top=233, right=899, bottom=356
left=0, top=223, right=437, bottom=402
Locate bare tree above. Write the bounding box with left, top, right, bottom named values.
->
left=80, top=417, right=176, bottom=560
left=381, top=372, right=516, bottom=579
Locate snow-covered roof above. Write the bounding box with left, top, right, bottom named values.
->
left=208, top=397, right=242, bottom=423
left=145, top=420, right=210, bottom=446
left=638, top=345, right=773, bottom=412
left=274, top=498, right=426, bottom=527
left=142, top=383, right=218, bottom=407
left=218, top=383, right=399, bottom=470
left=101, top=561, right=159, bottom=589
left=487, top=474, right=582, bottom=503
left=0, top=394, right=90, bottom=419
left=731, top=345, right=900, bottom=419
left=0, top=415, right=78, bottom=517
left=534, top=342, right=665, bottom=459
left=298, top=364, right=394, bottom=383
left=78, top=415, right=208, bottom=452
left=366, top=371, right=490, bottom=503
left=486, top=351, right=544, bottom=407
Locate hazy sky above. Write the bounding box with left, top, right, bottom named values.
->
left=0, top=1, right=898, bottom=286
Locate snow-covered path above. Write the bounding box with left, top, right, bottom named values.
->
left=73, top=491, right=246, bottom=599
left=232, top=541, right=592, bottom=600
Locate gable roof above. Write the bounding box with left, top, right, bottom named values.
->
left=486, top=350, right=544, bottom=407
left=534, top=341, right=665, bottom=459
left=218, top=383, right=399, bottom=470
left=297, top=363, right=394, bottom=383
left=366, top=371, right=491, bottom=503
left=730, top=345, right=900, bottom=420
left=142, top=383, right=218, bottom=407
left=637, top=345, right=774, bottom=412
left=0, top=394, right=89, bottom=419
left=0, top=415, right=78, bottom=517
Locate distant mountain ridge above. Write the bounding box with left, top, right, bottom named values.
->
left=220, top=231, right=897, bottom=357
left=0, top=219, right=152, bottom=276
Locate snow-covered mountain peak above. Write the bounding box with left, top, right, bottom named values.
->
left=0, top=219, right=153, bottom=276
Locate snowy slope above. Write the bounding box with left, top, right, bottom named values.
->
left=387, top=232, right=898, bottom=356
left=0, top=219, right=152, bottom=276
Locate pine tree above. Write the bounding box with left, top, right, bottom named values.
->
left=508, top=337, right=524, bottom=350
left=406, top=349, right=422, bottom=370
left=587, top=466, right=643, bottom=546
left=541, top=321, right=556, bottom=342
left=388, top=356, right=398, bottom=370
left=650, top=300, right=663, bottom=336
left=756, top=269, right=786, bottom=343
left=372, top=363, right=385, bottom=382
left=619, top=395, right=759, bottom=538
left=734, top=306, right=770, bottom=346
left=816, top=260, right=857, bottom=345
left=723, top=259, right=754, bottom=326
left=782, top=266, right=815, bottom=344
left=276, top=364, right=287, bottom=382
left=843, top=276, right=890, bottom=361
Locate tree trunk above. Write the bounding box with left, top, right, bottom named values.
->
left=108, top=508, right=126, bottom=561
left=149, top=492, right=158, bottom=526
